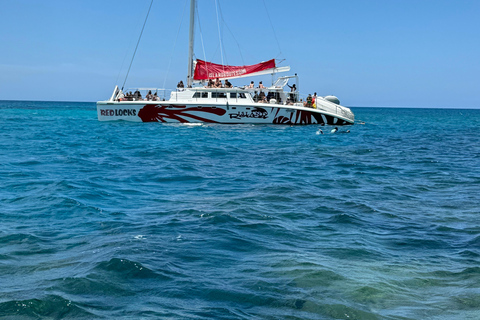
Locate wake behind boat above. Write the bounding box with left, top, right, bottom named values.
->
left=97, top=0, right=354, bottom=125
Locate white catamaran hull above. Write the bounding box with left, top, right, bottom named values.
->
left=97, top=101, right=354, bottom=125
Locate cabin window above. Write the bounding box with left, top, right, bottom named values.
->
left=212, top=92, right=226, bottom=98
left=230, top=93, right=237, bottom=99
left=238, top=93, right=247, bottom=99
left=193, top=92, right=208, bottom=98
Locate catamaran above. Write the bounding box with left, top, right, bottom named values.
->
left=97, top=0, right=354, bottom=125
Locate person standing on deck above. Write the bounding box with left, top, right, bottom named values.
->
left=287, top=83, right=297, bottom=102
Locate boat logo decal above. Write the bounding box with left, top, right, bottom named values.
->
left=100, top=109, right=137, bottom=117
left=229, top=107, right=268, bottom=120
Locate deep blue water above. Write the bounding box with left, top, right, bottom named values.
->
left=1, top=101, right=479, bottom=319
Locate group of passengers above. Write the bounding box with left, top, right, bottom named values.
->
left=253, top=91, right=268, bottom=103
left=247, top=81, right=267, bottom=89
left=303, top=92, right=317, bottom=108
left=253, top=90, right=283, bottom=104
left=204, top=79, right=267, bottom=90
left=145, top=90, right=161, bottom=101
left=117, top=90, right=161, bottom=101
left=281, top=89, right=317, bottom=108
left=204, top=78, right=233, bottom=88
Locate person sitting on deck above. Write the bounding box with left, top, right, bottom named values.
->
left=133, top=90, right=142, bottom=101
left=146, top=90, right=153, bottom=101
left=214, top=78, right=222, bottom=88
left=207, top=79, right=214, bottom=88
left=258, top=81, right=265, bottom=89
left=177, top=81, right=185, bottom=88
left=306, top=94, right=313, bottom=108
left=248, top=81, right=254, bottom=89
left=153, top=92, right=160, bottom=101
left=224, top=79, right=232, bottom=88
left=267, top=92, right=275, bottom=102
left=259, top=91, right=266, bottom=103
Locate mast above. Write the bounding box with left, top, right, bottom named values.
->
left=187, top=0, right=195, bottom=88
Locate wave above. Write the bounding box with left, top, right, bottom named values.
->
left=94, top=258, right=170, bottom=280
left=54, top=276, right=134, bottom=297
left=300, top=302, right=380, bottom=320
left=0, top=295, right=94, bottom=319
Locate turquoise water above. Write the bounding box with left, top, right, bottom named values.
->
left=1, top=101, right=479, bottom=319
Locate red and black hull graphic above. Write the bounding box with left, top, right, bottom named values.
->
left=138, top=104, right=226, bottom=123
left=272, top=108, right=350, bottom=125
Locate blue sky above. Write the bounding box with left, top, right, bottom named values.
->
left=1, top=0, right=479, bottom=108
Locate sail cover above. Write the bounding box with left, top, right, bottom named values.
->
left=193, top=59, right=276, bottom=80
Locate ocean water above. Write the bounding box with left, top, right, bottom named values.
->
left=0, top=100, right=479, bottom=320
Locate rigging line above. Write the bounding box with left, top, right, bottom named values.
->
left=163, top=0, right=189, bottom=89
left=210, top=43, right=221, bottom=63
left=115, top=5, right=149, bottom=87
left=114, top=8, right=145, bottom=87
left=218, top=10, right=244, bottom=66
left=121, top=0, right=154, bottom=91
left=261, top=0, right=282, bottom=57
left=196, top=1, right=209, bottom=81
left=217, top=1, right=228, bottom=66
left=115, top=47, right=130, bottom=87
left=214, top=0, right=225, bottom=70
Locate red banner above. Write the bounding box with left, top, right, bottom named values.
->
left=193, top=59, right=276, bottom=80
